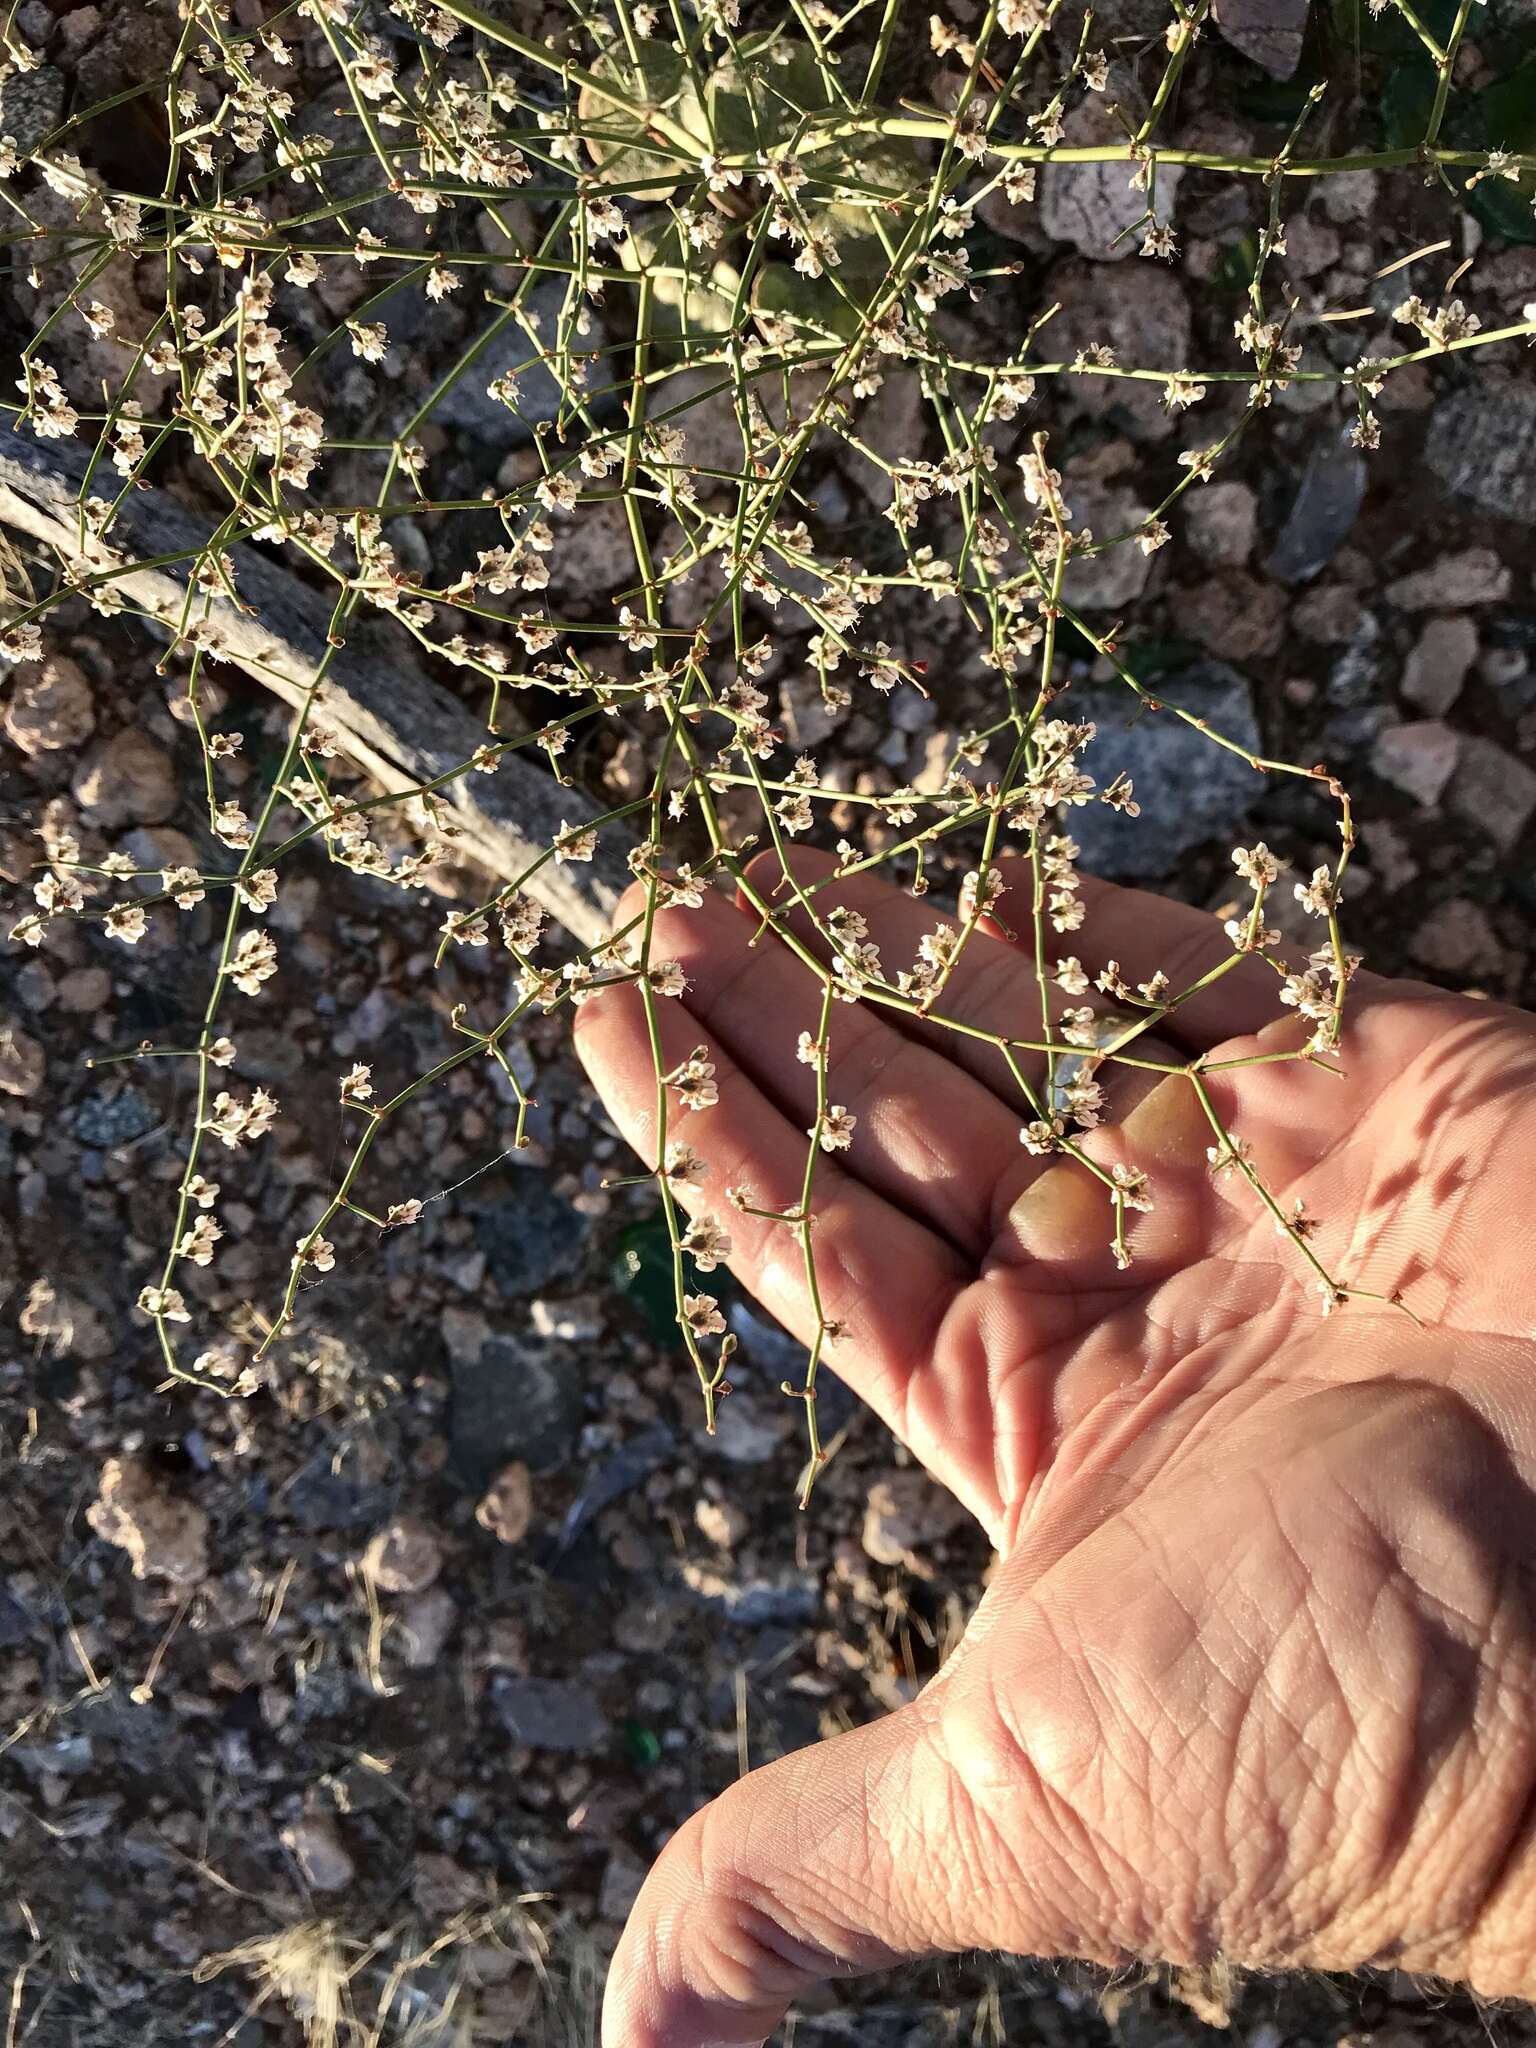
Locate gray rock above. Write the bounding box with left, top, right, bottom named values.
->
left=1386, top=548, right=1511, bottom=611
left=282, top=1815, right=356, bottom=1894
left=1371, top=721, right=1459, bottom=808
left=494, top=1676, right=608, bottom=1752
left=863, top=1470, right=970, bottom=1571
left=1266, top=435, right=1366, bottom=582
left=1184, top=480, right=1257, bottom=567
left=1041, top=106, right=1184, bottom=264
left=679, top=1561, right=820, bottom=1627
left=434, top=278, right=608, bottom=453
left=1060, top=485, right=1155, bottom=610
left=291, top=1660, right=352, bottom=1724
left=2, top=652, right=94, bottom=756
left=1401, top=614, right=1477, bottom=715
left=1425, top=383, right=1536, bottom=527
left=0, top=65, right=63, bottom=156
left=1412, top=899, right=1503, bottom=980
left=546, top=495, right=636, bottom=597
left=0, top=1580, right=34, bottom=1648
left=1047, top=262, right=1191, bottom=443
left=1213, top=0, right=1309, bottom=76
left=470, top=1170, right=587, bottom=1296
left=555, top=1422, right=674, bottom=1555
left=1446, top=737, right=1536, bottom=853
left=450, top=1332, right=585, bottom=1485
left=71, top=728, right=177, bottom=829
left=74, top=1083, right=157, bottom=1150
left=287, top=1441, right=393, bottom=1533
left=1066, top=661, right=1263, bottom=878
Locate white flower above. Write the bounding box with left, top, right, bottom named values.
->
left=682, top=1292, right=726, bottom=1338
left=664, top=1141, right=707, bottom=1185
left=555, top=822, right=597, bottom=864
left=817, top=1104, right=856, bottom=1152
left=675, top=1056, right=718, bottom=1113
left=138, top=1285, right=191, bottom=1322
left=348, top=321, right=388, bottom=363
left=203, top=1087, right=279, bottom=1149
left=176, top=1214, right=223, bottom=1266
left=681, top=1216, right=732, bottom=1272
left=105, top=903, right=148, bottom=944
left=1232, top=842, right=1282, bottom=888
left=1054, top=956, right=1090, bottom=996
left=163, top=866, right=204, bottom=908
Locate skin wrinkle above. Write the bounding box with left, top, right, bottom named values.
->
left=947, top=1662, right=1137, bottom=1962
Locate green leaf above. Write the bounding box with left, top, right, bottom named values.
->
left=577, top=44, right=706, bottom=197
left=609, top=1211, right=679, bottom=1342
left=620, top=215, right=741, bottom=338
left=751, top=233, right=891, bottom=343
left=1380, top=63, right=1436, bottom=150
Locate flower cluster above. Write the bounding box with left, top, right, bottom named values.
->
left=0, top=0, right=1514, bottom=1475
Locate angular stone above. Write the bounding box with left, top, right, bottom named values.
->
left=86, top=1458, right=208, bottom=1587
left=1446, top=736, right=1536, bottom=852
left=1041, top=105, right=1184, bottom=263
left=679, top=1562, right=819, bottom=1627
left=282, top=1815, right=355, bottom=1893
left=1067, top=661, right=1264, bottom=879
left=493, top=1676, right=608, bottom=1752
left=1424, top=383, right=1536, bottom=528
left=1047, top=261, right=1191, bottom=442
left=1266, top=436, right=1366, bottom=582
left=1387, top=548, right=1511, bottom=611
left=71, top=728, right=177, bottom=829
left=1183, top=481, right=1256, bottom=567
left=363, top=1515, right=443, bottom=1594
left=0, top=65, right=64, bottom=156
left=434, top=276, right=610, bottom=454
left=1181, top=570, right=1285, bottom=661
left=1411, top=900, right=1503, bottom=980
left=450, top=1332, right=585, bottom=1485
left=863, top=1470, right=969, bottom=1573
left=74, top=1083, right=157, bottom=1149
left=470, top=1169, right=587, bottom=1296
left=1061, top=484, right=1156, bottom=611
left=1371, top=721, right=1459, bottom=808
left=1213, top=0, right=1309, bottom=77
left=3, top=654, right=94, bottom=756
left=1401, top=614, right=1477, bottom=714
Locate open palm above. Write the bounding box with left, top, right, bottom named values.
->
left=576, top=852, right=1536, bottom=2048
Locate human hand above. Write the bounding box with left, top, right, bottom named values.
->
left=575, top=849, right=1536, bottom=2048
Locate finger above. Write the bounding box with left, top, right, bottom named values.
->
left=573, top=951, right=1011, bottom=1515
left=742, top=847, right=1186, bottom=1127
left=646, top=881, right=1024, bottom=1258
left=601, top=1697, right=1013, bottom=2048
left=1007, top=864, right=1304, bottom=1053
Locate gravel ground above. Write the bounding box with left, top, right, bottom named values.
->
left=4, top=0, right=1536, bottom=2041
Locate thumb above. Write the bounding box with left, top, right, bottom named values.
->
left=600, top=1693, right=1033, bottom=2048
